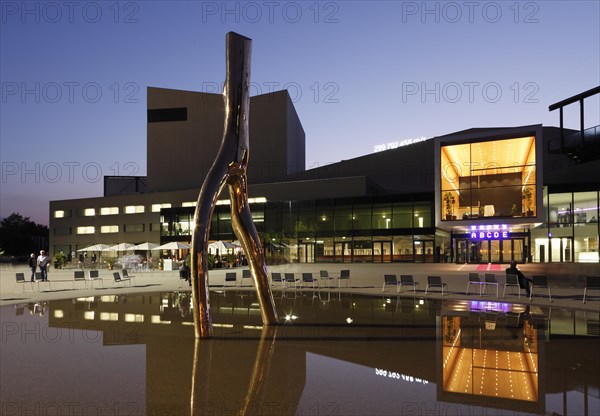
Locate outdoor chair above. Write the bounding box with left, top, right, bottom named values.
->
left=241, top=269, right=252, bottom=286
left=583, top=276, right=600, bottom=304
left=34, top=272, right=51, bottom=290
left=122, top=269, right=136, bottom=285
left=530, top=275, right=552, bottom=302
left=425, top=276, right=447, bottom=296
left=271, top=272, right=284, bottom=288
left=503, top=273, right=524, bottom=298
left=319, top=270, right=335, bottom=287
left=284, top=273, right=299, bottom=289
left=223, top=272, right=237, bottom=288
left=382, top=274, right=400, bottom=292
left=113, top=272, right=132, bottom=287
left=302, top=272, right=318, bottom=289
left=178, top=269, right=190, bottom=288
left=466, top=273, right=485, bottom=295
left=483, top=274, right=502, bottom=297
left=15, top=272, right=35, bottom=293
left=88, top=270, right=103, bottom=288
left=338, top=269, right=351, bottom=287
left=399, top=275, right=419, bottom=293
left=73, top=270, right=87, bottom=289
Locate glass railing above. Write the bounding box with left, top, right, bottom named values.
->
left=557, top=125, right=600, bottom=151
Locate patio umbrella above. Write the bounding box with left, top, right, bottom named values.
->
left=155, top=242, right=190, bottom=250
left=77, top=244, right=112, bottom=252
left=108, top=243, right=135, bottom=251
left=132, top=242, right=160, bottom=251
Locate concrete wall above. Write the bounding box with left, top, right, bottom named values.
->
left=147, top=88, right=305, bottom=192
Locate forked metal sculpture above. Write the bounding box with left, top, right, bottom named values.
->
left=191, top=32, right=279, bottom=338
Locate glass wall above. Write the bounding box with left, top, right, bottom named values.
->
left=160, top=194, right=438, bottom=263
left=532, top=190, right=599, bottom=263
left=440, top=136, right=537, bottom=221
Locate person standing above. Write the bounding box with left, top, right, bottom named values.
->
left=37, top=250, right=50, bottom=281
left=28, top=253, right=37, bottom=281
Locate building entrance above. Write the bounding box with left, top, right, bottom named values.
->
left=454, top=238, right=526, bottom=264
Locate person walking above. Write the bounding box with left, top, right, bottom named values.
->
left=28, top=253, right=37, bottom=281
left=37, top=250, right=50, bottom=281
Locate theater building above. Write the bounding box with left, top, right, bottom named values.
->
left=49, top=86, right=600, bottom=264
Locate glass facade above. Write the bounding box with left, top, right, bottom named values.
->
left=532, top=189, right=599, bottom=263
left=160, top=194, right=438, bottom=264
left=441, top=136, right=537, bottom=221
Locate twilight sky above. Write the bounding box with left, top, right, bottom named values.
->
left=1, top=1, right=599, bottom=225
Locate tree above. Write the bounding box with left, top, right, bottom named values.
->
left=0, top=213, right=49, bottom=256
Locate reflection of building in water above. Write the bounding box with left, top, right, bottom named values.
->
left=38, top=293, right=599, bottom=415
left=440, top=304, right=541, bottom=412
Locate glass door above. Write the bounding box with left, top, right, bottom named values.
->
left=373, top=241, right=392, bottom=263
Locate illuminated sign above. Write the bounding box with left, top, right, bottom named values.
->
left=373, top=136, right=428, bottom=152
left=468, top=224, right=510, bottom=240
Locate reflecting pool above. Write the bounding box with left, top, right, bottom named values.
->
left=1, top=291, right=599, bottom=415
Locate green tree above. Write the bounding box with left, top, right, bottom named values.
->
left=0, top=213, right=49, bottom=256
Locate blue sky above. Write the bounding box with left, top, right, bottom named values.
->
left=1, top=1, right=599, bottom=225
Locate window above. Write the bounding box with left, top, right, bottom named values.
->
left=151, top=203, right=172, bottom=212
left=440, top=136, right=536, bottom=220
left=125, top=205, right=145, bottom=214
left=147, top=107, right=187, bottom=123
left=77, top=208, right=96, bottom=217
left=100, top=225, right=119, bottom=233
left=54, top=227, right=71, bottom=235
left=54, top=210, right=69, bottom=218
left=182, top=202, right=197, bottom=207
left=125, top=224, right=145, bottom=233
left=100, top=207, right=119, bottom=215
left=76, top=226, right=95, bottom=234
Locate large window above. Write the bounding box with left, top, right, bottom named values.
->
left=440, top=136, right=536, bottom=220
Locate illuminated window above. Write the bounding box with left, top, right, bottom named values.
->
left=182, top=201, right=197, bottom=207
left=125, top=205, right=145, bottom=214
left=100, top=207, right=119, bottom=215
left=151, top=203, right=172, bottom=212
left=76, top=226, right=95, bottom=235
left=54, top=210, right=65, bottom=218
left=79, top=208, right=96, bottom=217
left=100, top=312, right=118, bottom=321
left=100, top=225, right=119, bottom=233
left=124, top=313, right=144, bottom=323
left=440, top=136, right=536, bottom=221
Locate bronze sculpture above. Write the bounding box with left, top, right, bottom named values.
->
left=191, top=32, right=279, bottom=338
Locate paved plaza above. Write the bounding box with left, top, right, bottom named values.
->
left=1, top=262, right=599, bottom=313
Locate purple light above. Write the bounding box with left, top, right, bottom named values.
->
left=469, top=301, right=512, bottom=313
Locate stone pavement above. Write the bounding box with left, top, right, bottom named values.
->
left=1, top=262, right=599, bottom=313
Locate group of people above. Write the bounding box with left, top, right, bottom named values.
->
left=28, top=250, right=51, bottom=282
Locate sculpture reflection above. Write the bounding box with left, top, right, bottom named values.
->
left=191, top=325, right=278, bottom=415
left=191, top=32, right=278, bottom=339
